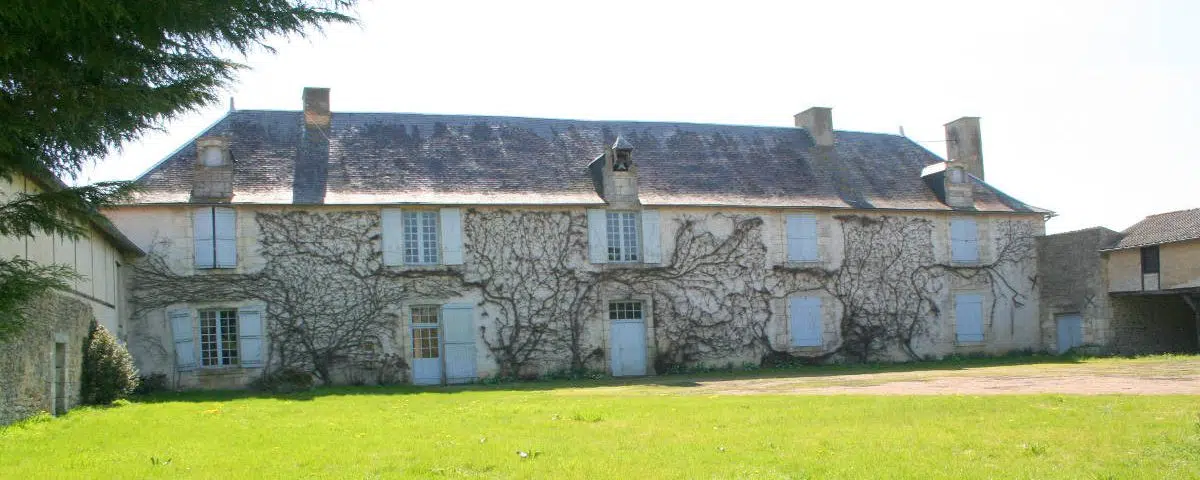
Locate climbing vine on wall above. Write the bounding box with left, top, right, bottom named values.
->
left=130, top=208, right=1037, bottom=384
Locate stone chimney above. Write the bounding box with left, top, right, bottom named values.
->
left=295, top=87, right=331, bottom=204
left=944, top=117, right=984, bottom=181
left=795, top=107, right=833, bottom=147
left=303, top=87, right=331, bottom=129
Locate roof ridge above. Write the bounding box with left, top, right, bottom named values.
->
left=1144, top=207, right=1200, bottom=217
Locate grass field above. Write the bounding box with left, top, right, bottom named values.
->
left=2, top=356, right=1198, bottom=479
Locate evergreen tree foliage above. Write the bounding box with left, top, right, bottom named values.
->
left=80, top=322, right=139, bottom=405
left=0, top=1, right=357, bottom=340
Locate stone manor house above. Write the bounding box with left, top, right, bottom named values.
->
left=4, top=87, right=1195, bottom=406
left=101, top=88, right=1053, bottom=388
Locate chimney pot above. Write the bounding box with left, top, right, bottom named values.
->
left=795, top=107, right=834, bottom=147
left=303, top=87, right=331, bottom=128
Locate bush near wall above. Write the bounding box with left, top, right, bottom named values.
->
left=79, top=322, right=138, bottom=405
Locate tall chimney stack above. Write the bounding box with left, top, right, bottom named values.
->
left=303, top=87, right=331, bottom=129
left=944, top=117, right=984, bottom=181
left=795, top=107, right=834, bottom=147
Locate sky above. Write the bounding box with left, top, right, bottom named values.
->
left=88, top=0, right=1200, bottom=234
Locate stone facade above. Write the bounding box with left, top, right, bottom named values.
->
left=0, top=293, right=94, bottom=425
left=108, top=203, right=1044, bottom=388
left=1037, top=227, right=1122, bottom=351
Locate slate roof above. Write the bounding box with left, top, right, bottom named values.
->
left=129, top=109, right=1046, bottom=213
left=1106, top=208, right=1200, bottom=250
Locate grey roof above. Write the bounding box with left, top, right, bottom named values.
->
left=1107, top=208, right=1200, bottom=250
left=129, top=110, right=1046, bottom=213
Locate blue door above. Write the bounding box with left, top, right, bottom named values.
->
left=1056, top=314, right=1083, bottom=354
left=610, top=321, right=646, bottom=376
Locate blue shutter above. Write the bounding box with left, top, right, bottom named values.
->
left=169, top=309, right=196, bottom=371
left=955, top=294, right=984, bottom=343
left=440, top=208, right=463, bottom=265
left=789, top=296, right=823, bottom=346
left=193, top=208, right=215, bottom=268
left=587, top=209, right=608, bottom=264
left=213, top=207, right=237, bottom=268
left=951, top=218, right=979, bottom=262
left=381, top=208, right=404, bottom=266
left=237, top=305, right=265, bottom=367
left=786, top=214, right=818, bottom=262
left=641, top=210, right=661, bottom=264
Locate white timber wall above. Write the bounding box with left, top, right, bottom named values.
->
left=0, top=175, right=128, bottom=337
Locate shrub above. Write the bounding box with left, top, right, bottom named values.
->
left=133, top=373, right=170, bottom=395
left=79, top=322, right=139, bottom=405
left=250, top=367, right=314, bottom=393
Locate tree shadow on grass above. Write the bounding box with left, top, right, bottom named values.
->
left=130, top=353, right=1110, bottom=404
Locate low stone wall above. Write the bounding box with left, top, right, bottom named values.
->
left=0, top=293, right=94, bottom=425
left=1110, top=295, right=1198, bottom=354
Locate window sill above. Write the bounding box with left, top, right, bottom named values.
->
left=195, top=267, right=239, bottom=274
left=196, top=366, right=261, bottom=375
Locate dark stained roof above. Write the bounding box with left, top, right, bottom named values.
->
left=129, top=109, right=1046, bottom=213
left=1106, top=208, right=1200, bottom=250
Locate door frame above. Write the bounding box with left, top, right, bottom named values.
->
left=409, top=304, right=443, bottom=385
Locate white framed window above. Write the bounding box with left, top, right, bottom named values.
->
left=199, top=309, right=239, bottom=367
left=169, top=305, right=263, bottom=371
left=609, top=301, right=643, bottom=321
left=382, top=208, right=463, bottom=267
left=403, top=211, right=440, bottom=264
left=786, top=213, right=819, bottom=262
left=950, top=218, right=979, bottom=263
left=606, top=211, right=640, bottom=262
left=955, top=294, right=984, bottom=343
left=193, top=207, right=237, bottom=268
left=789, top=296, right=823, bottom=346
left=411, top=305, right=441, bottom=359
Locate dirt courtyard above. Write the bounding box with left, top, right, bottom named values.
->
left=576, top=356, right=1200, bottom=396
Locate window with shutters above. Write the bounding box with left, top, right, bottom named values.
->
left=954, top=294, right=985, bottom=343
left=199, top=309, right=239, bottom=367
left=194, top=207, right=237, bottom=269
left=786, top=214, right=819, bottom=262
left=606, top=211, right=640, bottom=262
left=950, top=218, right=979, bottom=263
left=403, top=211, right=440, bottom=264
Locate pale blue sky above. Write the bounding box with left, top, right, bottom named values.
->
left=90, top=0, right=1199, bottom=234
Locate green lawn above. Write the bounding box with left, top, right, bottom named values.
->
left=2, top=359, right=1198, bottom=478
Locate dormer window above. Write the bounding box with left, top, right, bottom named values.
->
left=200, top=146, right=225, bottom=166
left=612, top=136, right=633, bottom=172
left=948, top=167, right=965, bottom=184
left=196, top=137, right=230, bottom=167
left=613, top=150, right=631, bottom=171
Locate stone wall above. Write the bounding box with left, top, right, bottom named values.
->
left=1110, top=295, right=1198, bottom=354
left=1037, top=227, right=1121, bottom=351
left=110, top=204, right=1044, bottom=387
left=0, top=293, right=95, bottom=425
